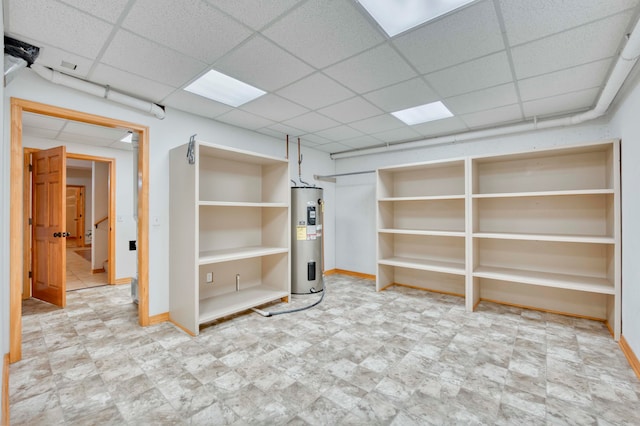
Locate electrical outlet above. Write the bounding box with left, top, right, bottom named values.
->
left=206, top=272, right=213, bottom=283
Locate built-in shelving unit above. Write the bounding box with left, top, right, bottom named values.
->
left=377, top=141, right=621, bottom=339
left=170, top=141, right=290, bottom=335
left=376, top=159, right=467, bottom=296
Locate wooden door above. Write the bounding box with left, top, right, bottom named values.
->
left=66, top=185, right=85, bottom=247
left=32, top=146, right=67, bottom=307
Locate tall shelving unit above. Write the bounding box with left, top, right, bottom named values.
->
left=470, top=141, right=620, bottom=339
left=169, top=141, right=290, bottom=335
left=376, top=140, right=621, bottom=339
left=376, top=159, right=467, bottom=296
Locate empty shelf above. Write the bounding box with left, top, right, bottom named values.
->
left=473, top=266, right=614, bottom=294
left=378, top=256, right=465, bottom=275
left=199, top=286, right=288, bottom=324
left=199, top=246, right=288, bottom=265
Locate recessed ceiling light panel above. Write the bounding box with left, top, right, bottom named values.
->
left=358, top=0, right=477, bottom=37
left=392, top=101, right=453, bottom=125
left=184, top=69, right=266, bottom=107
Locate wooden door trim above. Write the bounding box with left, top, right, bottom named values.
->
left=10, top=97, right=150, bottom=363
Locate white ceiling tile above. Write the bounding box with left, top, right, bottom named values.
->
left=57, top=0, right=130, bottom=23
left=460, top=104, right=523, bottom=128
left=255, top=127, right=287, bottom=140
left=499, top=0, right=638, bottom=46
left=317, top=97, right=383, bottom=123
left=315, top=125, right=364, bottom=141
left=511, top=12, right=633, bottom=79
left=210, top=0, right=303, bottom=30
left=62, top=120, right=125, bottom=139
left=215, top=110, right=276, bottom=130
left=518, top=59, right=612, bottom=102
left=23, top=127, right=61, bottom=140
left=263, top=0, right=384, bottom=68
left=266, top=123, right=305, bottom=137
left=341, top=135, right=384, bottom=149
left=108, top=141, right=134, bottom=151
left=32, top=43, right=95, bottom=78
left=240, top=94, right=308, bottom=122
left=349, top=114, right=405, bottom=134
left=299, top=134, right=332, bottom=145
left=8, top=0, right=113, bottom=59
left=23, top=112, right=65, bottom=131
left=373, top=126, right=422, bottom=143
left=312, top=142, right=353, bottom=153
left=277, top=73, right=354, bottom=110
left=444, top=83, right=519, bottom=115
left=523, top=88, right=599, bottom=118
left=412, top=117, right=469, bottom=137
left=364, top=78, right=440, bottom=112
left=101, top=31, right=207, bottom=87
left=283, top=112, right=341, bottom=133
left=163, top=91, right=233, bottom=119
left=393, top=0, right=504, bottom=74
left=424, top=51, right=513, bottom=98
left=324, top=44, right=417, bottom=94
left=91, top=64, right=176, bottom=103
left=123, top=0, right=251, bottom=64
left=58, top=132, right=115, bottom=147
left=214, top=36, right=314, bottom=91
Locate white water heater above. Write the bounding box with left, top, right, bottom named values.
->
left=291, top=187, right=324, bottom=294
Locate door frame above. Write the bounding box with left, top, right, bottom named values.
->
left=23, top=151, right=117, bottom=299
left=10, top=97, right=150, bottom=363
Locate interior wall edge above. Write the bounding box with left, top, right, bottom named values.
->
left=2, top=353, right=8, bottom=426
left=619, top=335, right=640, bottom=379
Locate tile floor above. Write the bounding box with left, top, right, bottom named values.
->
left=9, top=274, right=640, bottom=425
left=66, top=247, right=107, bottom=291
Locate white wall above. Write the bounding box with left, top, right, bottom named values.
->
left=334, top=120, right=611, bottom=275
left=608, top=71, right=640, bottom=359
left=0, top=6, right=6, bottom=421
left=3, top=69, right=335, bottom=317
left=22, top=136, right=137, bottom=280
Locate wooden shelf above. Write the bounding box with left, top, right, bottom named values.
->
left=199, top=286, right=288, bottom=324
left=379, top=228, right=465, bottom=237
left=473, top=232, right=614, bottom=244
left=170, top=140, right=290, bottom=335
left=199, top=246, right=288, bottom=265
left=473, top=265, right=614, bottom=295
left=472, top=189, right=614, bottom=198
left=376, top=139, right=620, bottom=339
left=199, top=201, right=288, bottom=208
left=379, top=195, right=465, bottom=202
left=379, top=256, right=465, bottom=275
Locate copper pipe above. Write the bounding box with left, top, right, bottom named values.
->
left=285, top=134, right=289, bottom=159
left=297, top=138, right=302, bottom=177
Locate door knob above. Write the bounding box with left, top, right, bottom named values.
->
left=53, top=232, right=61, bottom=237
left=62, top=232, right=71, bottom=237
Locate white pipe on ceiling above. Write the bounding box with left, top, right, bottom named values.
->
left=331, top=17, right=640, bottom=160
left=30, top=63, right=166, bottom=120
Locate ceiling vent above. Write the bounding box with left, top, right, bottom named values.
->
left=4, top=35, right=40, bottom=86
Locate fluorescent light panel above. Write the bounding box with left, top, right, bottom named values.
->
left=358, top=0, right=476, bottom=37
left=392, top=101, right=453, bottom=125
left=184, top=69, right=266, bottom=107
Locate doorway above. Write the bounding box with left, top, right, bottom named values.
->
left=66, top=185, right=85, bottom=248
left=9, top=98, right=151, bottom=363
left=23, top=152, right=117, bottom=297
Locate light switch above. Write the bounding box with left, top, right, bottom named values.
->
left=152, top=216, right=160, bottom=226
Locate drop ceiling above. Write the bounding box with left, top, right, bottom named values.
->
left=5, top=0, right=640, bottom=154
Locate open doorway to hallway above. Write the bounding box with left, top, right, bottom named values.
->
left=9, top=98, right=151, bottom=364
